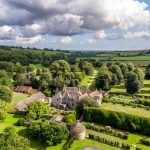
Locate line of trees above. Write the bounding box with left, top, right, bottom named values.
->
left=96, top=62, right=144, bottom=94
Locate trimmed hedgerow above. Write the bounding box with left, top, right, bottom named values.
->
left=85, top=123, right=128, bottom=139
left=83, top=107, right=150, bottom=136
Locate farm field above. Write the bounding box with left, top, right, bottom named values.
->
left=11, top=92, right=29, bottom=106
left=91, top=54, right=150, bottom=61
left=101, top=103, right=150, bottom=118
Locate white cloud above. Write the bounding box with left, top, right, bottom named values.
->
left=94, top=30, right=107, bottom=39
left=0, top=0, right=150, bottom=42
left=16, top=35, right=42, bottom=45
left=124, top=31, right=150, bottom=39
left=85, top=39, right=96, bottom=44
left=0, top=25, right=16, bottom=40
left=58, top=36, right=73, bottom=44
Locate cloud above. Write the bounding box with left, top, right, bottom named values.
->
left=124, top=31, right=150, bottom=39
left=0, top=0, right=150, bottom=41
left=85, top=39, right=96, bottom=44
left=94, top=30, right=107, bottom=39
left=15, top=35, right=42, bottom=45
left=57, top=36, right=73, bottom=44
left=0, top=26, right=16, bottom=40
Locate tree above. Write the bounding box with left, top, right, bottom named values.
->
left=96, top=68, right=113, bottom=91
left=76, top=96, right=98, bottom=115
left=119, top=63, right=129, bottom=78
left=0, top=70, right=11, bottom=87
left=79, top=61, right=94, bottom=75
left=109, top=65, right=123, bottom=84
left=26, top=64, right=35, bottom=72
left=0, top=110, right=7, bottom=120
left=50, top=60, right=71, bottom=77
left=125, top=72, right=141, bottom=94
left=145, top=64, right=150, bottom=79
left=39, top=71, right=52, bottom=90
left=134, top=68, right=144, bottom=87
left=0, top=127, right=30, bottom=150
left=0, top=86, right=12, bottom=102
left=127, top=62, right=135, bottom=71
left=27, top=121, right=69, bottom=146
left=26, top=101, right=48, bottom=120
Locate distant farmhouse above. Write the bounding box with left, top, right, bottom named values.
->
left=15, top=92, right=51, bottom=112
left=52, top=86, right=103, bottom=109
left=15, top=86, right=38, bottom=94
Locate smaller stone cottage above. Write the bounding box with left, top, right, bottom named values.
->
left=71, top=121, right=86, bottom=140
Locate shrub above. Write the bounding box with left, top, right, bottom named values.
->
left=83, top=107, right=150, bottom=136
left=140, top=137, right=150, bottom=146
left=17, top=118, right=26, bottom=126
left=0, top=111, right=7, bottom=120
left=64, top=111, right=76, bottom=124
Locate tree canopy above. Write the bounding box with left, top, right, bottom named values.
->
left=0, top=127, right=30, bottom=150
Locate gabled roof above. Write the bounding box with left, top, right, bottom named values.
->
left=89, top=90, right=103, bottom=98
left=15, top=86, right=38, bottom=94
left=15, top=92, right=45, bottom=111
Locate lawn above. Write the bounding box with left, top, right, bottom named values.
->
left=0, top=114, right=25, bottom=132
left=86, top=129, right=149, bottom=150
left=11, top=92, right=29, bottom=106
left=80, top=69, right=98, bottom=88
left=47, top=138, right=119, bottom=150
left=101, top=103, right=150, bottom=118
left=110, top=80, right=150, bottom=96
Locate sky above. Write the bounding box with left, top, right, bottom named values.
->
left=0, top=0, right=150, bottom=50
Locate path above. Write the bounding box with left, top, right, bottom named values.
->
left=87, top=69, right=98, bottom=88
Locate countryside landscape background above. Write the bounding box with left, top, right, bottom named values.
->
left=1, top=0, right=150, bottom=150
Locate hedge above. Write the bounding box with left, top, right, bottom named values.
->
left=85, top=123, right=128, bottom=139
left=64, top=111, right=76, bottom=124
left=89, top=134, right=142, bottom=150
left=83, top=107, right=150, bottom=135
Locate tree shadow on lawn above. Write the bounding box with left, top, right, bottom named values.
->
left=18, top=128, right=46, bottom=150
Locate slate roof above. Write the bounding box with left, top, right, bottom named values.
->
left=15, top=92, right=46, bottom=111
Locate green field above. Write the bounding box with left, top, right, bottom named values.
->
left=101, top=103, right=150, bottom=118
left=11, top=92, right=29, bottom=106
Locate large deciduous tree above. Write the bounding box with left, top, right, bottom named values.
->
left=26, top=101, right=48, bottom=120
left=125, top=72, right=141, bottom=94
left=96, top=68, right=114, bottom=91
left=0, top=127, right=30, bottom=150
left=0, top=86, right=12, bottom=102
left=145, top=64, right=150, bottom=79
left=27, top=121, right=69, bottom=146
left=109, top=65, right=123, bottom=84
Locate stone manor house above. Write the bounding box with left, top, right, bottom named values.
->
left=52, top=86, right=103, bottom=109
